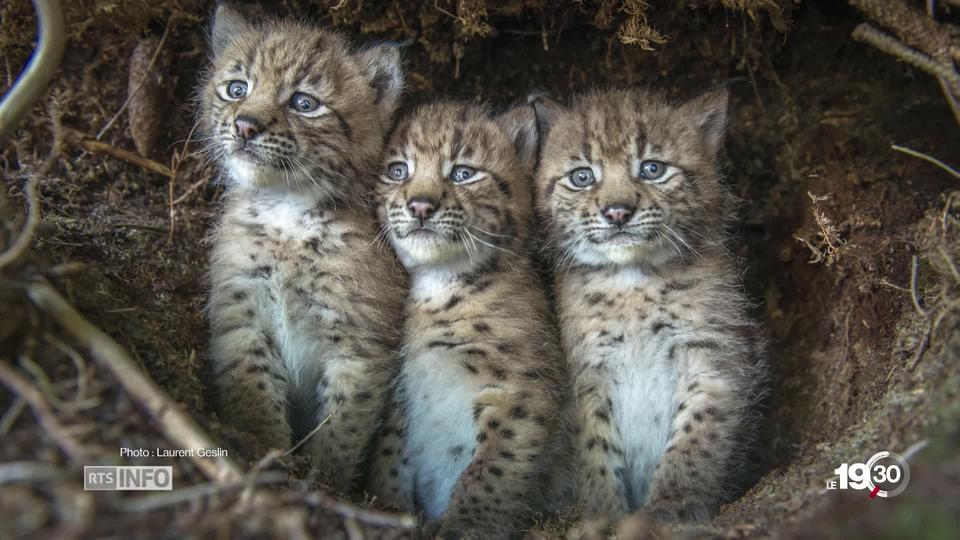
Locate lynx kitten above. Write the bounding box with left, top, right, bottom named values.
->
left=534, top=88, right=766, bottom=521
left=199, top=5, right=405, bottom=491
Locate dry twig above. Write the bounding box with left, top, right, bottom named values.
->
left=283, top=403, right=340, bottom=458
left=910, top=254, right=927, bottom=317
left=849, top=0, right=960, bottom=65
left=0, top=109, right=62, bottom=269
left=304, top=492, right=418, bottom=529
left=75, top=137, right=174, bottom=178
left=0, top=461, right=65, bottom=485
left=25, top=280, right=243, bottom=485
left=849, top=0, right=960, bottom=125
left=852, top=23, right=960, bottom=96
left=891, top=144, right=960, bottom=179
left=110, top=471, right=287, bottom=513
left=0, top=361, right=91, bottom=462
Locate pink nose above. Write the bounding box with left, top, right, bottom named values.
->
left=602, top=204, right=635, bottom=225
left=408, top=198, right=437, bottom=220
left=234, top=115, right=263, bottom=140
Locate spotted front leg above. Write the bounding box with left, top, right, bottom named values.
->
left=431, top=386, right=555, bottom=539
left=305, top=357, right=390, bottom=493
left=208, top=283, right=292, bottom=459
left=644, top=346, right=741, bottom=522
left=367, top=394, right=415, bottom=512
left=574, top=370, right=629, bottom=519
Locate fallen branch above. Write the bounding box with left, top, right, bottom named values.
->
left=0, top=0, right=65, bottom=142
left=110, top=471, right=287, bottom=513
left=891, top=144, right=960, bottom=179
left=852, top=23, right=960, bottom=97
left=910, top=254, right=927, bottom=317
left=0, top=461, right=65, bottom=485
left=76, top=137, right=174, bottom=178
left=304, top=492, right=418, bottom=529
left=849, top=0, right=960, bottom=66
left=0, top=108, right=62, bottom=270
left=0, top=361, right=91, bottom=462
left=25, top=279, right=243, bottom=485
left=849, top=0, right=960, bottom=126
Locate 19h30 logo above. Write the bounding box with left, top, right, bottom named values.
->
left=826, top=451, right=910, bottom=498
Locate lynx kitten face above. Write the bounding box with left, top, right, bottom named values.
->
left=536, top=88, right=765, bottom=523
left=376, top=102, right=536, bottom=272
left=200, top=7, right=402, bottom=201
left=536, top=88, right=730, bottom=267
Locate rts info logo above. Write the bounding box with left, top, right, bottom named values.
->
left=826, top=451, right=910, bottom=498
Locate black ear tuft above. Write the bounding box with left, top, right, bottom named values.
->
left=528, top=93, right=562, bottom=151
left=210, top=3, right=252, bottom=58
left=357, top=43, right=405, bottom=124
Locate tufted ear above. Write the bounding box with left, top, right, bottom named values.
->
left=357, top=43, right=405, bottom=124
left=683, top=87, right=729, bottom=159
left=528, top=93, right=562, bottom=146
left=496, top=103, right=540, bottom=172
left=210, top=4, right=252, bottom=58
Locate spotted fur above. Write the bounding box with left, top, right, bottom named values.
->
left=199, top=5, right=406, bottom=492
left=367, top=102, right=574, bottom=538
left=533, top=88, right=766, bottom=522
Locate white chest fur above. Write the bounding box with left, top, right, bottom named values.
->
left=215, top=190, right=346, bottom=400
left=402, top=349, right=479, bottom=520
left=566, top=267, right=681, bottom=508
left=605, top=324, right=677, bottom=507
left=401, top=273, right=481, bottom=520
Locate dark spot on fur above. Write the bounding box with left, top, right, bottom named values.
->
left=510, top=405, right=527, bottom=419
left=687, top=339, right=721, bottom=351
left=652, top=321, right=674, bottom=334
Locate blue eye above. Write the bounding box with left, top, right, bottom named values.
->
left=387, top=162, right=409, bottom=181
left=451, top=166, right=476, bottom=183
left=568, top=167, right=596, bottom=188
left=291, top=92, right=322, bottom=114
left=225, top=80, right=247, bottom=100
left=639, top=160, right=666, bottom=180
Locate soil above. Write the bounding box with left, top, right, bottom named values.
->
left=1, top=0, right=959, bottom=538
